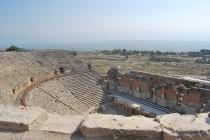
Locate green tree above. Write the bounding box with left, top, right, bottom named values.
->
left=6, top=45, right=26, bottom=52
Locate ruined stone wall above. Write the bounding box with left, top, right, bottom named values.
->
left=107, top=68, right=210, bottom=114
left=117, top=75, right=130, bottom=93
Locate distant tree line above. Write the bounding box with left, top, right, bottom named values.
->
left=99, top=49, right=210, bottom=57
left=201, top=49, right=210, bottom=55
left=188, top=49, right=210, bottom=57
left=150, top=55, right=181, bottom=62
left=99, top=49, right=177, bottom=56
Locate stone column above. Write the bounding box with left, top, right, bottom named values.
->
left=129, top=79, right=134, bottom=96
left=175, top=84, right=186, bottom=106
left=152, top=85, right=157, bottom=103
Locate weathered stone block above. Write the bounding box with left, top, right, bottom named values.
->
left=156, top=113, right=210, bottom=140
left=0, top=104, right=48, bottom=131
left=80, top=114, right=162, bottom=140
left=39, top=113, right=83, bottom=135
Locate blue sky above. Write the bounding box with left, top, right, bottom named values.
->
left=0, top=0, right=210, bottom=46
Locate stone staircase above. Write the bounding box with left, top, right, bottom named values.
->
left=60, top=72, right=110, bottom=108
left=23, top=71, right=110, bottom=115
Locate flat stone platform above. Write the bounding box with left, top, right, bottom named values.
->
left=39, top=113, right=83, bottom=135
left=81, top=114, right=162, bottom=140
left=0, top=104, right=48, bottom=131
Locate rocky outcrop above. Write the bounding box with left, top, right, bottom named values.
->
left=80, top=114, right=162, bottom=140
left=156, top=113, right=210, bottom=140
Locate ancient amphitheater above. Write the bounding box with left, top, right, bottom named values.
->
left=0, top=51, right=210, bottom=140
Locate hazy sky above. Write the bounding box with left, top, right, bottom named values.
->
left=0, top=0, right=210, bottom=45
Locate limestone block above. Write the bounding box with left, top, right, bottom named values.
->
left=39, top=113, right=83, bottom=135
left=0, top=104, right=48, bottom=131
left=0, top=130, right=71, bottom=140
left=156, top=113, right=210, bottom=140
left=80, top=114, right=162, bottom=140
